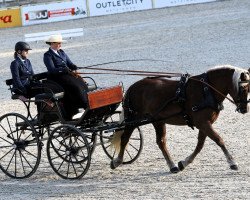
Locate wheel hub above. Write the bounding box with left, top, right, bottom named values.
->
left=14, top=140, right=27, bottom=150
left=66, top=146, right=78, bottom=157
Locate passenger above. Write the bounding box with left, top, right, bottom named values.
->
left=43, top=34, right=88, bottom=120
left=10, top=41, right=42, bottom=97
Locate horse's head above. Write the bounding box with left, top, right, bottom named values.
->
left=231, top=69, right=250, bottom=114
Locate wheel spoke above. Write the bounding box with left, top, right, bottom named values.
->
left=0, top=124, right=12, bottom=138
left=128, top=143, right=139, bottom=152
left=19, top=150, right=26, bottom=176
left=0, top=136, right=13, bottom=145
left=0, top=148, right=15, bottom=161
left=125, top=148, right=133, bottom=160
left=22, top=147, right=38, bottom=159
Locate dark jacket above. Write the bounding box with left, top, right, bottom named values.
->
left=43, top=48, right=77, bottom=74
left=10, top=57, right=34, bottom=94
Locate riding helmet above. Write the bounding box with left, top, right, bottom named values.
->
left=15, top=41, right=32, bottom=52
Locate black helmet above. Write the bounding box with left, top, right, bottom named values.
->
left=15, top=41, right=32, bottom=52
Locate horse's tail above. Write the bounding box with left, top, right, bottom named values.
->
left=110, top=87, right=131, bottom=153
left=111, top=83, right=136, bottom=153
left=110, top=109, right=124, bottom=153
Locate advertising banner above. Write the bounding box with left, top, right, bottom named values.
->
left=21, top=0, right=87, bottom=26
left=0, top=7, right=22, bottom=28
left=88, top=0, right=152, bottom=17
left=154, top=0, right=217, bottom=8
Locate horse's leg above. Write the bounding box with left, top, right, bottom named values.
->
left=110, top=127, right=134, bottom=169
left=179, top=123, right=238, bottom=171
left=202, top=123, right=238, bottom=170
left=178, top=130, right=206, bottom=171
left=153, top=122, right=179, bottom=173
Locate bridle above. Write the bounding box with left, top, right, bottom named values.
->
left=237, top=80, right=250, bottom=104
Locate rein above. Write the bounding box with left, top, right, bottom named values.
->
left=78, top=59, right=172, bottom=69
left=77, top=59, right=182, bottom=77
left=77, top=71, right=179, bottom=78
left=77, top=67, right=182, bottom=77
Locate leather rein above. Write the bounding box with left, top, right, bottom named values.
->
left=76, top=66, right=238, bottom=106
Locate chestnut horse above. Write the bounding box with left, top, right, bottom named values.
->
left=111, top=65, right=250, bottom=173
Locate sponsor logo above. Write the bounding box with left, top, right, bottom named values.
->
left=0, top=8, right=22, bottom=28
left=96, top=0, right=144, bottom=9
left=25, top=10, right=48, bottom=21
left=0, top=15, right=12, bottom=23
left=25, top=7, right=86, bottom=21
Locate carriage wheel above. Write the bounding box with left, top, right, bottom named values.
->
left=47, top=125, right=91, bottom=179
left=100, top=111, right=144, bottom=164
left=0, top=113, right=41, bottom=179
left=76, top=128, right=97, bottom=157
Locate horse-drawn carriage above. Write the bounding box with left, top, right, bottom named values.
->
left=0, top=66, right=249, bottom=179
left=0, top=72, right=143, bottom=179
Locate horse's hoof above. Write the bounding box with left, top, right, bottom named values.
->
left=170, top=166, right=179, bottom=173
left=178, top=161, right=185, bottom=171
left=230, top=164, right=238, bottom=170
left=110, top=161, right=116, bottom=170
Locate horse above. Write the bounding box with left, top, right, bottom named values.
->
left=111, top=65, right=250, bottom=173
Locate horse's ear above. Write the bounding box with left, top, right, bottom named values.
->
left=240, top=72, right=245, bottom=81
left=248, top=68, right=250, bottom=73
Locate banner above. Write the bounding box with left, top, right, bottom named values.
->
left=21, top=0, right=87, bottom=26
left=0, top=7, right=22, bottom=28
left=154, top=0, right=217, bottom=8
left=88, top=0, right=152, bottom=17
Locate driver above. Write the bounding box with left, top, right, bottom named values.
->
left=43, top=34, right=88, bottom=120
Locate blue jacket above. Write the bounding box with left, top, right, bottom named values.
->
left=10, top=57, right=34, bottom=94
left=43, top=48, right=77, bottom=74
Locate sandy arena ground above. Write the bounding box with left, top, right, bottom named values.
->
left=0, top=0, right=249, bottom=199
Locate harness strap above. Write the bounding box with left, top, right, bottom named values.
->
left=191, top=73, right=224, bottom=112
left=175, top=74, right=190, bottom=102
left=174, top=74, right=194, bottom=129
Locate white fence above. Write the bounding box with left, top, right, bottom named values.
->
left=24, top=28, right=84, bottom=42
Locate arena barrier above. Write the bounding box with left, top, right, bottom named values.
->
left=0, top=6, right=21, bottom=28
left=0, top=0, right=219, bottom=28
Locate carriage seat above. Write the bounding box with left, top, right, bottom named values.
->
left=6, top=72, right=49, bottom=101
left=5, top=79, right=30, bottom=101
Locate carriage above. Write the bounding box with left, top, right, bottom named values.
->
left=1, top=66, right=249, bottom=179
left=0, top=72, right=143, bottom=179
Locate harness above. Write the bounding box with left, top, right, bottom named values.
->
left=191, top=73, right=224, bottom=112
left=176, top=73, right=224, bottom=128
left=175, top=74, right=194, bottom=129
left=123, top=73, right=225, bottom=129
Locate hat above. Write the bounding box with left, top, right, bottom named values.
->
left=45, top=34, right=66, bottom=44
